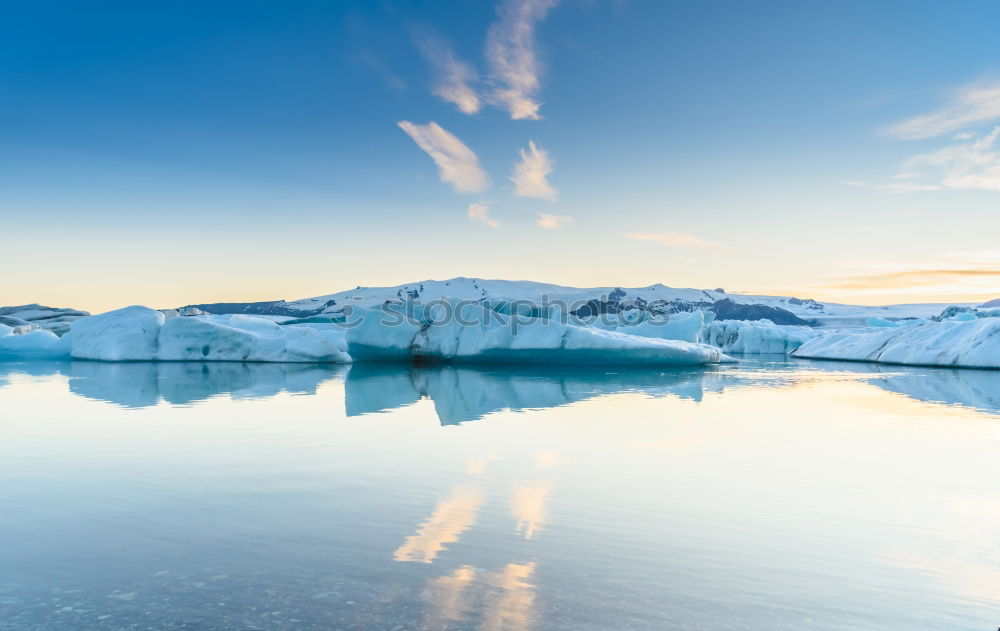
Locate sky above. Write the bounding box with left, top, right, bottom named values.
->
left=2, top=0, right=999, bottom=313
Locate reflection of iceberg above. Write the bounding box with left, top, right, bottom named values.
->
left=867, top=366, right=1000, bottom=414
left=4, top=357, right=996, bottom=416
left=787, top=359, right=1000, bottom=415
left=0, top=361, right=346, bottom=408
left=345, top=363, right=727, bottom=424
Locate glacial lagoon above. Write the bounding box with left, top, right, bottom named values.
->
left=1, top=358, right=998, bottom=630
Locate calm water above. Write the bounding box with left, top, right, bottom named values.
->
left=1, top=358, right=998, bottom=630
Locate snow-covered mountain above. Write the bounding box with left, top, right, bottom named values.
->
left=183, top=277, right=970, bottom=327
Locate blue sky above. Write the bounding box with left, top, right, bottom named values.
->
left=3, top=0, right=1000, bottom=311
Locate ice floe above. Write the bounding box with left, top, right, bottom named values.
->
left=792, top=318, right=1000, bottom=369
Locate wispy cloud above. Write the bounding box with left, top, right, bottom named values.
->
left=882, top=126, right=1000, bottom=193
left=485, top=0, right=558, bottom=120
left=535, top=212, right=574, bottom=229
left=510, top=141, right=556, bottom=201
left=398, top=121, right=490, bottom=193
left=811, top=250, right=1000, bottom=302
left=467, top=202, right=500, bottom=228
left=888, top=83, right=1000, bottom=139
left=826, top=268, right=1000, bottom=291
left=414, top=31, right=481, bottom=115
left=624, top=232, right=732, bottom=253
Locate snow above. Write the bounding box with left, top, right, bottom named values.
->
left=702, top=320, right=821, bottom=354
left=344, top=302, right=728, bottom=365
left=288, top=277, right=970, bottom=325
left=792, top=318, right=1000, bottom=369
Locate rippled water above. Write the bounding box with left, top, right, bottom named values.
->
left=1, top=358, right=998, bottom=630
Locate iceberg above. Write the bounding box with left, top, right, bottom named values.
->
left=344, top=302, right=728, bottom=366
left=702, top=319, right=821, bottom=354
left=64, top=306, right=351, bottom=363
left=0, top=328, right=70, bottom=360
left=792, top=318, right=1000, bottom=369
left=68, top=306, right=165, bottom=361
left=157, top=314, right=351, bottom=363
left=0, top=304, right=90, bottom=336
left=592, top=309, right=707, bottom=343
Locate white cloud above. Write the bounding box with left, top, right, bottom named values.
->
left=882, top=126, right=1000, bottom=193
left=624, top=232, right=732, bottom=253
left=888, top=83, right=1000, bottom=139
left=485, top=0, right=558, bottom=120
left=398, top=121, right=491, bottom=194
left=467, top=202, right=500, bottom=228
left=510, top=141, right=556, bottom=201
left=414, top=34, right=481, bottom=115
left=535, top=212, right=574, bottom=229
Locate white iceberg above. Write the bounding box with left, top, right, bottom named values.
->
left=68, top=306, right=165, bottom=361
left=0, top=304, right=90, bottom=336
left=702, top=319, right=821, bottom=354
left=0, top=328, right=70, bottom=360
left=592, top=309, right=707, bottom=343
left=792, top=318, right=1000, bottom=369
left=63, top=306, right=351, bottom=363
left=157, top=314, right=351, bottom=363
left=344, top=302, right=728, bottom=365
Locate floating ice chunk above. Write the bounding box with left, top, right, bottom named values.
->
left=157, top=315, right=350, bottom=363
left=600, top=310, right=706, bottom=343
left=792, top=318, right=1000, bottom=369
left=702, top=319, right=820, bottom=354
left=60, top=307, right=351, bottom=363
left=68, top=306, right=165, bottom=361
left=344, top=302, right=727, bottom=365
left=0, top=328, right=70, bottom=360
left=0, top=304, right=90, bottom=336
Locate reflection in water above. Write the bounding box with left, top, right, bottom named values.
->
left=421, top=563, right=537, bottom=631
left=0, top=361, right=347, bottom=408
left=866, top=366, right=1000, bottom=414
left=345, top=362, right=726, bottom=424
left=479, top=562, right=537, bottom=631
left=2, top=358, right=999, bottom=630
left=394, top=485, right=484, bottom=564
left=0, top=358, right=998, bottom=417
left=511, top=482, right=551, bottom=541
left=422, top=565, right=478, bottom=629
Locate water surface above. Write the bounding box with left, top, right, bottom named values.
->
left=1, top=358, right=998, bottom=630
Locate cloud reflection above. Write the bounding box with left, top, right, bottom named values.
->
left=421, top=563, right=538, bottom=631
left=394, top=485, right=484, bottom=564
